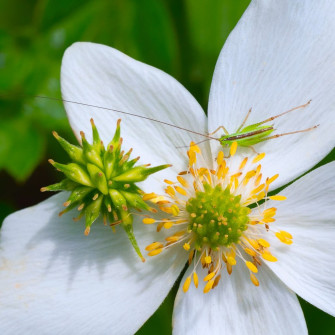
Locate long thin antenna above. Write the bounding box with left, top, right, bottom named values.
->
left=32, top=95, right=217, bottom=141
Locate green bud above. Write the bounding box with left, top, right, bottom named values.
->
left=109, top=189, right=127, bottom=211
left=113, top=164, right=170, bottom=182
left=87, top=163, right=108, bottom=195
left=49, top=160, right=93, bottom=187
left=52, top=131, right=86, bottom=165
left=40, top=179, right=77, bottom=192
left=44, top=119, right=170, bottom=261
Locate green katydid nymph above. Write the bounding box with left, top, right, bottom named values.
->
left=33, top=96, right=318, bottom=153
left=210, top=100, right=318, bottom=153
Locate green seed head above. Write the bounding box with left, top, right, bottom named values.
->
left=186, top=184, right=250, bottom=250
left=42, top=118, right=170, bottom=261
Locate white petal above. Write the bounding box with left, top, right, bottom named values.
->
left=61, top=42, right=211, bottom=194
left=0, top=194, right=187, bottom=335
left=264, top=162, right=335, bottom=316
left=208, top=0, right=335, bottom=188
left=173, top=263, right=306, bottom=335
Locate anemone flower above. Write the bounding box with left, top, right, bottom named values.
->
left=1, top=1, right=335, bottom=334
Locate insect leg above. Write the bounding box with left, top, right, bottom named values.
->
left=258, top=124, right=319, bottom=143
left=236, top=108, right=252, bottom=132
left=256, top=100, right=312, bottom=125
left=208, top=125, right=229, bottom=136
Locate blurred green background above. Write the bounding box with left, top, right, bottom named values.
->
left=1, top=0, right=334, bottom=334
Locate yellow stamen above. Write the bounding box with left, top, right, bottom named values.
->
left=250, top=273, right=259, bottom=286
left=165, top=186, right=175, bottom=196
left=267, top=174, right=279, bottom=185
left=177, top=176, right=189, bottom=187
left=252, top=153, right=265, bottom=164
left=246, top=261, right=258, bottom=273
left=203, top=280, right=215, bottom=293
left=148, top=248, right=163, bottom=256
left=164, top=221, right=173, bottom=229
left=175, top=186, right=187, bottom=196
left=280, top=230, right=293, bottom=239
left=269, top=195, right=287, bottom=201
left=145, top=242, right=163, bottom=251
left=205, top=256, right=212, bottom=264
left=183, top=276, right=192, bottom=293
left=164, top=179, right=174, bottom=185
left=262, top=251, right=277, bottom=262
left=244, top=248, right=256, bottom=257
left=239, top=157, right=248, bottom=170
left=227, top=256, right=237, bottom=266
left=143, top=218, right=155, bottom=224
left=183, top=243, right=191, bottom=251
left=230, top=141, right=238, bottom=156
left=204, top=272, right=216, bottom=282
left=217, top=151, right=224, bottom=165
left=193, top=272, right=199, bottom=288
left=189, top=141, right=201, bottom=153
left=142, top=192, right=157, bottom=201
left=258, top=238, right=270, bottom=248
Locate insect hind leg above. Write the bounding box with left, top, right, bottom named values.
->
left=236, top=108, right=252, bottom=132
left=257, top=100, right=312, bottom=126
left=258, top=124, right=319, bottom=143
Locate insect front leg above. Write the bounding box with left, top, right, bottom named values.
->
left=208, top=125, right=229, bottom=136
left=236, top=108, right=252, bottom=132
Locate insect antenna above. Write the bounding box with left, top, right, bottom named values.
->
left=175, top=138, right=215, bottom=149
left=28, top=95, right=216, bottom=141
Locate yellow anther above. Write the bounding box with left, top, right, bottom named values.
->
left=156, top=222, right=164, bottom=232
left=239, top=157, right=248, bottom=170
left=263, top=207, right=277, bottom=218
left=183, top=276, right=192, bottom=293
left=165, top=186, right=175, bottom=196
left=251, top=184, right=265, bottom=194
left=164, top=221, right=173, bottom=229
left=227, top=256, right=237, bottom=266
left=148, top=248, right=163, bottom=256
left=188, top=150, right=196, bottom=165
left=267, top=174, right=279, bottom=185
left=145, top=242, right=163, bottom=251
left=165, top=235, right=180, bottom=242
left=269, top=195, right=287, bottom=201
left=258, top=238, right=270, bottom=248
left=177, top=176, right=189, bottom=188
left=164, top=179, right=174, bottom=185
left=255, top=191, right=265, bottom=201
left=204, top=272, right=216, bottom=282
left=230, top=141, right=238, bottom=156
left=246, top=261, right=258, bottom=273
left=244, top=248, right=257, bottom=257
left=175, top=186, right=187, bottom=196
left=217, top=151, right=224, bottom=165
left=189, top=141, right=201, bottom=153
left=280, top=230, right=293, bottom=239
left=255, top=164, right=262, bottom=175
left=226, top=262, right=232, bottom=275
left=262, top=251, right=277, bottom=262
left=248, top=238, right=260, bottom=250
left=254, top=173, right=262, bottom=186
left=250, top=273, right=259, bottom=286
left=142, top=192, right=157, bottom=201
left=188, top=250, right=195, bottom=264
left=205, top=256, right=212, bottom=264
left=183, top=243, right=191, bottom=251
left=193, top=272, right=199, bottom=288
left=143, top=218, right=155, bottom=224
left=245, top=170, right=256, bottom=179
left=203, top=279, right=215, bottom=293
left=170, top=204, right=180, bottom=216
left=275, top=232, right=293, bottom=245
left=252, top=153, right=265, bottom=164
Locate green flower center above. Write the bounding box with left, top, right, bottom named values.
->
left=186, top=183, right=250, bottom=249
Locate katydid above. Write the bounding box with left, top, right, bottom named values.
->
left=32, top=95, right=318, bottom=151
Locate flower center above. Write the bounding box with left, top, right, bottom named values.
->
left=144, top=142, right=293, bottom=293
left=186, top=184, right=250, bottom=249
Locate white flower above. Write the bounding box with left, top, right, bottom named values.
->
left=1, top=1, right=335, bottom=334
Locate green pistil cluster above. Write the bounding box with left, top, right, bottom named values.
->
left=41, top=118, right=169, bottom=261
left=186, top=184, right=250, bottom=249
